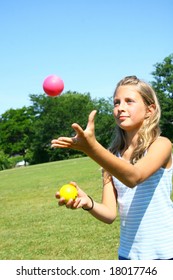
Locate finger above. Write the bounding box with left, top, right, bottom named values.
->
left=69, top=182, right=84, bottom=196
left=86, top=110, right=97, bottom=130
left=69, top=181, right=78, bottom=188
left=58, top=198, right=66, bottom=206
left=51, top=137, right=74, bottom=148
left=55, top=192, right=60, bottom=199
left=51, top=137, right=72, bottom=145
left=65, top=199, right=74, bottom=208
left=71, top=123, right=84, bottom=136
left=72, top=197, right=81, bottom=208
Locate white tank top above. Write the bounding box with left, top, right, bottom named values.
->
left=112, top=157, right=173, bottom=260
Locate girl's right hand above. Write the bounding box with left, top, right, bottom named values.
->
left=51, top=110, right=97, bottom=155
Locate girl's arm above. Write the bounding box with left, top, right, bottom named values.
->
left=86, top=176, right=117, bottom=224
left=52, top=111, right=172, bottom=187
left=83, top=135, right=172, bottom=187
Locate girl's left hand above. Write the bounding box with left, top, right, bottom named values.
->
left=55, top=181, right=92, bottom=210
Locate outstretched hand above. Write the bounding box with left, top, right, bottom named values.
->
left=51, top=110, right=97, bottom=154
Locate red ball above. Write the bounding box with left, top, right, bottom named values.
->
left=43, top=75, right=64, bottom=96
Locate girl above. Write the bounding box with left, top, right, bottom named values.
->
left=51, top=76, right=173, bottom=260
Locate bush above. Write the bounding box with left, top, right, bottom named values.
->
left=8, top=155, right=24, bottom=168
left=0, top=150, right=10, bottom=170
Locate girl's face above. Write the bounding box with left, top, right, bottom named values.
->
left=113, top=85, right=149, bottom=132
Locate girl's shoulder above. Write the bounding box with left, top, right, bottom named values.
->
left=150, top=136, right=172, bottom=169
left=150, top=136, right=172, bottom=153
left=155, top=136, right=172, bottom=147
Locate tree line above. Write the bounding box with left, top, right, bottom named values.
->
left=0, top=54, right=173, bottom=170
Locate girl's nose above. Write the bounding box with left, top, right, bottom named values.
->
left=118, top=102, right=126, bottom=111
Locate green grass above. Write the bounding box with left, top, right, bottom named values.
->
left=0, top=157, right=119, bottom=260
left=1, top=157, right=172, bottom=260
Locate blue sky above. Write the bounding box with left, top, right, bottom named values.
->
left=0, top=0, right=172, bottom=114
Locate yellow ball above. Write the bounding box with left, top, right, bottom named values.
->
left=59, top=184, right=78, bottom=202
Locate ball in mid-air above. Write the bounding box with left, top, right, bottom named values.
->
left=43, top=75, right=64, bottom=96
left=59, top=184, right=78, bottom=202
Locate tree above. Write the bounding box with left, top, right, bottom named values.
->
left=0, top=107, right=34, bottom=157
left=28, top=92, right=96, bottom=163
left=28, top=92, right=115, bottom=164
left=0, top=91, right=115, bottom=167
left=151, top=54, right=173, bottom=141
left=94, top=97, right=115, bottom=148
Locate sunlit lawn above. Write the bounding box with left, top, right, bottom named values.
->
left=1, top=156, right=172, bottom=260
left=0, top=157, right=119, bottom=260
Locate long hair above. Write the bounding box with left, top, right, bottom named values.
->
left=109, top=76, right=161, bottom=164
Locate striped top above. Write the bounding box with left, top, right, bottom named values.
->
left=112, top=157, right=173, bottom=260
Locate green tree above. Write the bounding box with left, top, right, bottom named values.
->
left=94, top=97, right=115, bottom=148
left=151, top=54, right=173, bottom=141
left=0, top=107, right=34, bottom=157
left=29, top=92, right=96, bottom=163
left=0, top=92, right=115, bottom=166
left=29, top=92, right=115, bottom=164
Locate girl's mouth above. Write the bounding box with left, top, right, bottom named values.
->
left=118, top=115, right=129, bottom=120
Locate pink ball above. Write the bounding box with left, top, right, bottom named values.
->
left=43, top=75, right=64, bottom=96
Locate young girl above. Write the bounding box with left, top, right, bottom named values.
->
left=51, top=76, right=173, bottom=260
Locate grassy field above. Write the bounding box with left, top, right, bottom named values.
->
left=1, top=156, right=172, bottom=260
left=0, top=157, right=119, bottom=260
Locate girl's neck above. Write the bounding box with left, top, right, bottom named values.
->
left=121, top=131, right=139, bottom=161
left=125, top=130, right=139, bottom=148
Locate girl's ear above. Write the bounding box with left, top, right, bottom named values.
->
left=145, top=104, right=156, bottom=118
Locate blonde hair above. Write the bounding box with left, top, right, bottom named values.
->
left=109, top=76, right=161, bottom=164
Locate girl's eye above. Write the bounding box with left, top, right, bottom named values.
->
left=126, top=99, right=134, bottom=104
left=114, top=100, right=120, bottom=107
left=114, top=98, right=135, bottom=107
